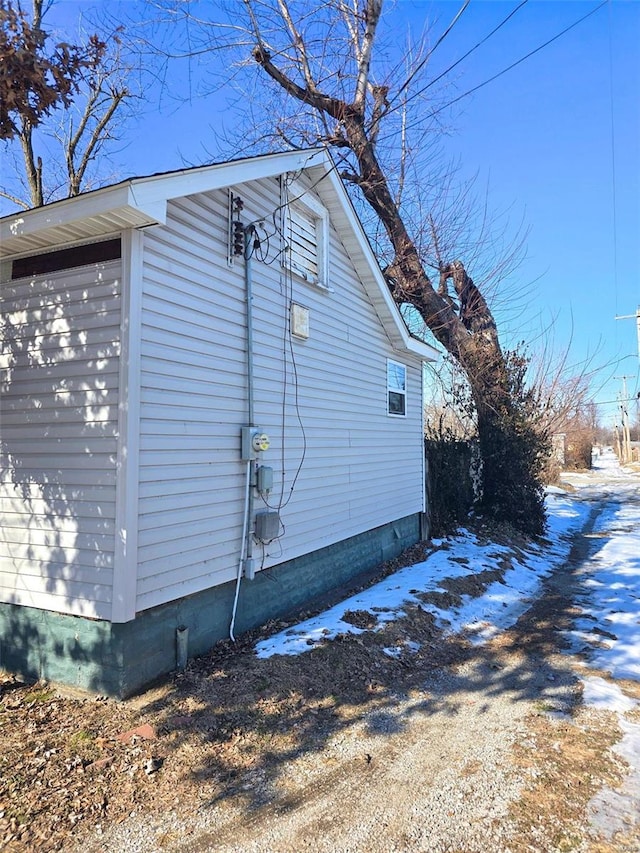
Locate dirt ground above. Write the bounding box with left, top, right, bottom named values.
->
left=1, top=512, right=639, bottom=853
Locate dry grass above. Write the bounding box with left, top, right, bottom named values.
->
left=1, top=519, right=637, bottom=852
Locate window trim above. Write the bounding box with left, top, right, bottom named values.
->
left=387, top=359, right=407, bottom=417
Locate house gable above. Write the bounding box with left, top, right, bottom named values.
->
left=0, top=149, right=439, bottom=364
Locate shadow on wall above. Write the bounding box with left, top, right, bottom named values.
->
left=1, top=254, right=123, bottom=629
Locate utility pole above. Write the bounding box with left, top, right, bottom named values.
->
left=614, top=308, right=639, bottom=461
left=613, top=422, right=622, bottom=460
left=615, top=306, right=640, bottom=363
left=615, top=375, right=633, bottom=462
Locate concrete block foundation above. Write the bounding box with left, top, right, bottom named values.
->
left=0, top=514, right=420, bottom=697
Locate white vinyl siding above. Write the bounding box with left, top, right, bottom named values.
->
left=250, top=270, right=423, bottom=566
left=136, top=191, right=248, bottom=611
left=0, top=258, right=122, bottom=618
left=134, top=177, right=424, bottom=612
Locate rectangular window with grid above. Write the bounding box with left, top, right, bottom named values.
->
left=387, top=360, right=407, bottom=416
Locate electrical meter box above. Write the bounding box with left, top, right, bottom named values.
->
left=241, top=427, right=270, bottom=461
left=254, top=510, right=280, bottom=542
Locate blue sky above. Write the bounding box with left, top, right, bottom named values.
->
left=6, top=0, right=640, bottom=424
left=424, top=1, right=640, bottom=422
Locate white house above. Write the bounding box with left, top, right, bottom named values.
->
left=0, top=149, right=438, bottom=696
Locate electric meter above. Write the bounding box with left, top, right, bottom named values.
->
left=241, top=427, right=271, bottom=460
left=252, top=432, right=270, bottom=453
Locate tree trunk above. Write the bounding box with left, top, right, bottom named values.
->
left=248, top=2, right=547, bottom=535
left=349, top=128, right=546, bottom=534
left=18, top=123, right=43, bottom=207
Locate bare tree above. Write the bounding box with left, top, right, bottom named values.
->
left=0, top=0, right=132, bottom=209
left=155, top=0, right=547, bottom=532
left=55, top=32, right=129, bottom=199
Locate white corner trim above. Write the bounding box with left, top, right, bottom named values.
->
left=112, top=229, right=143, bottom=623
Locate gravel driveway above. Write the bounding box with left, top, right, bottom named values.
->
left=77, top=465, right=640, bottom=853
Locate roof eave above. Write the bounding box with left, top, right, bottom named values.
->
left=0, top=148, right=329, bottom=260
left=0, top=186, right=167, bottom=259
left=0, top=148, right=442, bottom=364
left=404, top=335, right=441, bottom=361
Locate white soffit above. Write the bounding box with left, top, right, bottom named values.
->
left=0, top=188, right=165, bottom=259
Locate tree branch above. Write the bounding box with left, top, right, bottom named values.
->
left=68, top=87, right=127, bottom=196
left=354, top=0, right=382, bottom=109
left=275, top=0, right=317, bottom=94
left=0, top=188, right=29, bottom=209
left=252, top=43, right=346, bottom=121
left=368, top=84, right=388, bottom=147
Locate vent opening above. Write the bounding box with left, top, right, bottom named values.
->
left=11, top=238, right=121, bottom=280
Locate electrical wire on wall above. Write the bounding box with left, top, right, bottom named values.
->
left=272, top=172, right=308, bottom=513
left=238, top=171, right=312, bottom=562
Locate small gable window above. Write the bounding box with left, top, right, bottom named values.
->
left=387, top=360, right=407, bottom=417
left=281, top=180, right=329, bottom=290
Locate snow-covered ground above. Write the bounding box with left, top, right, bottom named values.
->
left=254, top=447, right=640, bottom=839
left=558, top=449, right=640, bottom=838
left=256, top=448, right=639, bottom=676
left=561, top=452, right=640, bottom=682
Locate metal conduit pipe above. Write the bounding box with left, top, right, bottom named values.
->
left=229, top=460, right=252, bottom=642
left=230, top=224, right=257, bottom=641
left=244, top=225, right=256, bottom=572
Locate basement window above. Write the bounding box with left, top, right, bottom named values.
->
left=387, top=360, right=407, bottom=417
left=282, top=181, right=329, bottom=289
left=11, top=238, right=121, bottom=280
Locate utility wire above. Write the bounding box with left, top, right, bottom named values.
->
left=380, top=0, right=607, bottom=143
left=394, top=0, right=472, bottom=102
left=596, top=398, right=640, bottom=408
left=387, top=0, right=529, bottom=117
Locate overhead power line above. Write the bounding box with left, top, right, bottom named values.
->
left=389, top=0, right=529, bottom=115
left=382, top=0, right=608, bottom=142
left=592, top=395, right=640, bottom=407
left=393, top=0, right=473, bottom=102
